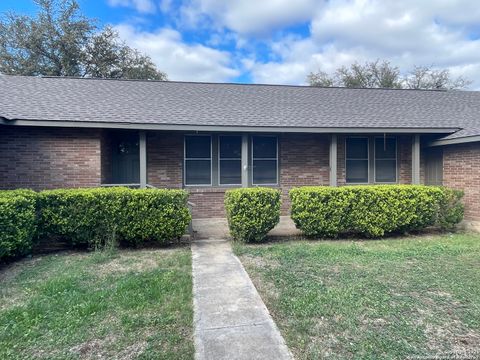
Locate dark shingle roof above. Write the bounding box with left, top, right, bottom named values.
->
left=1, top=75, right=479, bottom=140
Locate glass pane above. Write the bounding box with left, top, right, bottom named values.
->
left=253, top=136, right=277, bottom=159
left=185, top=160, right=211, bottom=185
left=220, top=136, right=241, bottom=158
left=346, top=159, right=368, bottom=183
left=220, top=160, right=241, bottom=185
left=185, top=136, right=211, bottom=158
left=253, top=160, right=277, bottom=184
left=375, top=159, right=396, bottom=182
left=116, top=139, right=139, bottom=155
left=346, top=138, right=368, bottom=159
left=375, top=138, right=396, bottom=159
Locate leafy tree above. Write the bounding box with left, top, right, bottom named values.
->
left=0, top=0, right=167, bottom=80
left=307, top=60, right=470, bottom=90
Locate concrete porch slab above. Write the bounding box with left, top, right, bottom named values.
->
left=192, top=216, right=302, bottom=240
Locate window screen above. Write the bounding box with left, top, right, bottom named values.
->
left=346, top=137, right=369, bottom=183
left=375, top=137, right=397, bottom=182
left=219, top=136, right=242, bottom=185
left=185, top=135, right=211, bottom=185
left=252, top=136, right=278, bottom=185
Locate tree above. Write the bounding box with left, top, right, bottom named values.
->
left=306, top=69, right=334, bottom=87
left=0, top=0, right=167, bottom=80
left=307, top=60, right=470, bottom=90
left=404, top=65, right=471, bottom=90
left=336, top=60, right=402, bottom=89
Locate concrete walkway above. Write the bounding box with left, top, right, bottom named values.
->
left=192, top=239, right=293, bottom=360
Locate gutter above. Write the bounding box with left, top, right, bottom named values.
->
left=0, top=118, right=460, bottom=135
left=429, top=135, right=480, bottom=147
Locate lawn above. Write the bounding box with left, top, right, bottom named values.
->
left=234, top=233, right=480, bottom=359
left=0, top=247, right=194, bottom=360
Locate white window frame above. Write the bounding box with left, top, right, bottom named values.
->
left=184, top=134, right=212, bottom=186
left=345, top=136, right=369, bottom=184
left=251, top=135, right=278, bottom=186
left=218, top=135, right=242, bottom=186
left=374, top=136, right=398, bottom=184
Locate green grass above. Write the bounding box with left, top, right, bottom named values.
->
left=0, top=247, right=194, bottom=359
left=234, top=233, right=480, bottom=359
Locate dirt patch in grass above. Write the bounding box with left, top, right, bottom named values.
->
left=240, top=253, right=280, bottom=271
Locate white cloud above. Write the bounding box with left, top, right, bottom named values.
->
left=247, top=0, right=480, bottom=88
left=107, top=0, right=480, bottom=88
left=180, top=0, right=321, bottom=35
left=107, top=0, right=156, bottom=13
left=115, top=25, right=240, bottom=82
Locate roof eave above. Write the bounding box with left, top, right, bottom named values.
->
left=0, top=118, right=460, bottom=134
left=429, top=135, right=480, bottom=147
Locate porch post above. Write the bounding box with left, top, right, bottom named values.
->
left=329, top=134, right=337, bottom=186
left=412, top=134, right=420, bottom=184
left=241, top=134, right=249, bottom=187
left=139, top=130, right=147, bottom=188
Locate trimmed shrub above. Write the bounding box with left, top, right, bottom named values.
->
left=290, top=185, right=464, bottom=238
left=225, top=188, right=281, bottom=242
left=437, top=188, right=464, bottom=231
left=37, top=188, right=191, bottom=248
left=0, top=190, right=37, bottom=261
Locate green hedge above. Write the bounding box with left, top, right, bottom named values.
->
left=37, top=188, right=191, bottom=248
left=290, top=185, right=464, bottom=238
left=225, top=188, right=281, bottom=242
left=0, top=190, right=37, bottom=261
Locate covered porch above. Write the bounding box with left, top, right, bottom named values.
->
left=100, top=129, right=446, bottom=219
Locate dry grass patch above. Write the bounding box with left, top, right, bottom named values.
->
left=234, top=233, right=480, bottom=359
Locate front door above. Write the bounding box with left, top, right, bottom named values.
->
left=111, top=132, right=140, bottom=184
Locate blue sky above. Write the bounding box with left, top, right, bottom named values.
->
left=2, top=0, right=480, bottom=88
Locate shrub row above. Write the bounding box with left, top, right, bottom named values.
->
left=225, top=187, right=281, bottom=243
left=0, top=190, right=37, bottom=260
left=290, top=185, right=464, bottom=238
left=37, top=188, right=191, bottom=248
left=0, top=188, right=191, bottom=262
left=224, top=185, right=464, bottom=241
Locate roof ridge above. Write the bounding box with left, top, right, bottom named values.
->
left=0, top=74, right=458, bottom=92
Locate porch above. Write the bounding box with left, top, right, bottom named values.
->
left=100, top=129, right=445, bottom=219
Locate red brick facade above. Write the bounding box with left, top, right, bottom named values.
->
left=0, top=126, right=101, bottom=190
left=443, top=142, right=480, bottom=222
left=148, top=133, right=416, bottom=218
left=279, top=134, right=330, bottom=213
left=147, top=132, right=183, bottom=188
left=1, top=126, right=478, bottom=223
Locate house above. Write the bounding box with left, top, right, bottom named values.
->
left=0, top=75, right=479, bottom=230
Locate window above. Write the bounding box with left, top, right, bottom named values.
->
left=375, top=137, right=397, bottom=183
left=346, top=137, right=369, bottom=183
left=219, top=136, right=242, bottom=185
left=184, top=135, right=211, bottom=185
left=252, top=136, right=278, bottom=185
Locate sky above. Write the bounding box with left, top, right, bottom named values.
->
left=1, top=0, right=480, bottom=88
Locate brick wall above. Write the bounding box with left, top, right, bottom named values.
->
left=1, top=127, right=442, bottom=220
left=145, top=132, right=421, bottom=218
left=188, top=189, right=227, bottom=218
left=0, top=126, right=101, bottom=190
left=147, top=131, right=183, bottom=188
left=279, top=133, right=330, bottom=214
left=443, top=142, right=480, bottom=222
